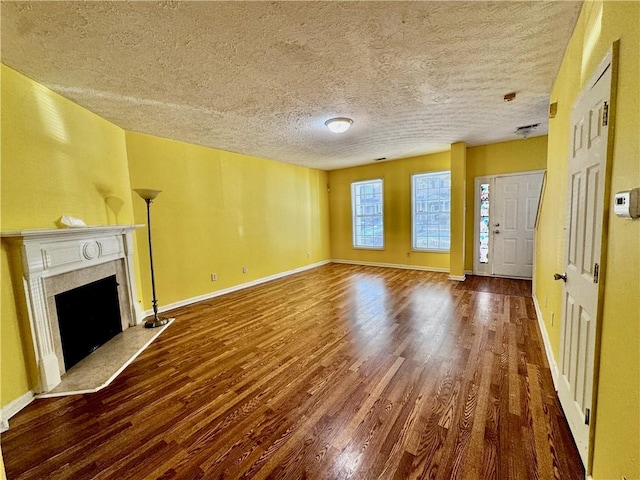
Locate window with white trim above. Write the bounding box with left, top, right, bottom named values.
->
left=412, top=171, right=451, bottom=251
left=351, top=179, right=384, bottom=248
left=479, top=183, right=490, bottom=263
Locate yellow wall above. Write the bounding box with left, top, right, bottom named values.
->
left=0, top=65, right=136, bottom=405
left=534, top=2, right=639, bottom=478
left=449, top=142, right=467, bottom=278
left=1, top=67, right=331, bottom=414
left=125, top=131, right=331, bottom=309
left=328, top=151, right=450, bottom=271
left=465, top=136, right=548, bottom=270
left=328, top=137, right=547, bottom=274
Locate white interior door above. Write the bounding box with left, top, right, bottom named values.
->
left=491, top=173, right=543, bottom=278
left=557, top=54, right=612, bottom=468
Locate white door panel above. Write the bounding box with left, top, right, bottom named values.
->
left=503, top=239, right=517, bottom=264
left=492, top=172, right=544, bottom=278
left=526, top=197, right=538, bottom=230
left=557, top=54, right=612, bottom=469
left=524, top=239, right=534, bottom=266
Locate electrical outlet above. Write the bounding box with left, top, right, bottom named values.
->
left=306, top=252, right=310, bottom=258
left=211, top=273, right=217, bottom=281
left=242, top=266, right=248, bottom=274
left=407, top=252, right=411, bottom=257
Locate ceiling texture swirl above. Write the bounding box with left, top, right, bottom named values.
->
left=1, top=1, right=582, bottom=170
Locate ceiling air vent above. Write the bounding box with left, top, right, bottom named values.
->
left=515, top=123, right=540, bottom=138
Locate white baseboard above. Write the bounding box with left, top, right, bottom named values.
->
left=469, top=271, right=493, bottom=277
left=448, top=274, right=466, bottom=281
left=331, top=259, right=449, bottom=273
left=144, top=260, right=331, bottom=317
left=147, top=258, right=451, bottom=318
left=532, top=294, right=560, bottom=389
left=1, top=390, right=35, bottom=432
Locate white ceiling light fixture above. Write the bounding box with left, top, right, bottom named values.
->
left=325, top=117, right=353, bottom=133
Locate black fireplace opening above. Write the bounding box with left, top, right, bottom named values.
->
left=55, top=275, right=123, bottom=371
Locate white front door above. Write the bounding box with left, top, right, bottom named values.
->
left=557, top=52, right=612, bottom=468
left=491, top=172, right=544, bottom=278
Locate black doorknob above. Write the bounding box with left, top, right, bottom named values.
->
left=554, top=273, right=567, bottom=282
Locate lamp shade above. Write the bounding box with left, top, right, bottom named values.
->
left=134, top=188, right=162, bottom=201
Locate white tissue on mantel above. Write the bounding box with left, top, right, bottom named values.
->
left=59, top=215, right=87, bottom=228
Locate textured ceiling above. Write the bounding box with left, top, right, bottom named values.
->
left=1, top=1, right=582, bottom=170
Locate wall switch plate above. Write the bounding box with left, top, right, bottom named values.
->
left=242, top=266, right=248, bottom=274
left=211, top=273, right=217, bottom=281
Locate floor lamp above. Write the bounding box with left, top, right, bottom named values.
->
left=134, top=188, right=170, bottom=328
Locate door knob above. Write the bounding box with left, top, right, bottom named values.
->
left=493, top=230, right=500, bottom=234
left=494, top=223, right=500, bottom=227
left=554, top=273, right=567, bottom=282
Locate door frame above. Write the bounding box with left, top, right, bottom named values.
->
left=558, top=45, right=618, bottom=475
left=473, top=170, right=545, bottom=277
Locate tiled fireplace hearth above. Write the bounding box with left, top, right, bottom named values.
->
left=2, top=226, right=143, bottom=393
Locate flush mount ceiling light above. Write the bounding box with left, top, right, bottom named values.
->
left=325, top=117, right=353, bottom=133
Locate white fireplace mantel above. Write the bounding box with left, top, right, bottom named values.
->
left=1, top=225, right=144, bottom=393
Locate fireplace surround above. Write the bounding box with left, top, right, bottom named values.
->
left=1, top=226, right=142, bottom=393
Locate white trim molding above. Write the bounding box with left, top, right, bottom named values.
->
left=533, top=294, right=560, bottom=389
left=0, top=390, right=35, bottom=432
left=145, top=260, right=332, bottom=317
left=331, top=259, right=449, bottom=273
left=448, top=274, right=466, bottom=282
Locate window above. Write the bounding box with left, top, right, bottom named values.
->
left=479, top=183, right=490, bottom=263
left=412, top=171, right=451, bottom=251
left=351, top=179, right=384, bottom=248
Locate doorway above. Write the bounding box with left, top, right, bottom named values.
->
left=473, top=171, right=544, bottom=278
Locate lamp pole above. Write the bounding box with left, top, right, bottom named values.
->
left=134, top=189, right=170, bottom=328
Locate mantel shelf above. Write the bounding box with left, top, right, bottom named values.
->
left=1, top=224, right=144, bottom=241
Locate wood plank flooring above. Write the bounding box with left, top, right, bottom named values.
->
left=1, top=264, right=584, bottom=479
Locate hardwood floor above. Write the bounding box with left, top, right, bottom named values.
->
left=2, top=264, right=584, bottom=479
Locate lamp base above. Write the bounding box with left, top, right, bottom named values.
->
left=144, top=316, right=171, bottom=328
